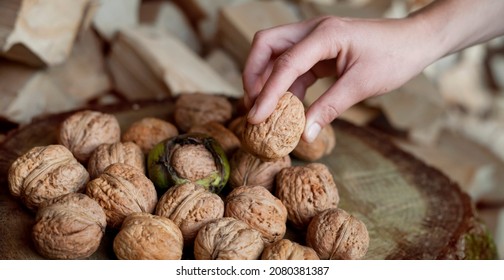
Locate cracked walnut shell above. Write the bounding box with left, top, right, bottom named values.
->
left=87, top=142, right=145, bottom=178
left=8, top=145, right=89, bottom=210
left=174, top=93, right=232, bottom=132
left=58, top=110, right=121, bottom=162
left=261, top=239, right=319, bottom=260
left=32, top=193, right=106, bottom=259
left=113, top=213, right=183, bottom=260
left=242, top=92, right=305, bottom=161
left=86, top=163, right=157, bottom=228
left=194, top=217, right=264, bottom=260
left=155, top=182, right=224, bottom=243
left=276, top=163, right=339, bottom=228
left=122, top=117, right=179, bottom=154
left=306, top=208, right=369, bottom=260
left=225, top=185, right=287, bottom=243
left=292, top=124, right=336, bottom=161
left=229, top=149, right=291, bottom=192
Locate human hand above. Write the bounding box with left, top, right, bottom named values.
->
left=242, top=15, right=439, bottom=142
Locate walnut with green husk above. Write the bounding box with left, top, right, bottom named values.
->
left=306, top=208, right=369, bottom=260
left=261, top=239, right=319, bottom=260
left=32, top=193, right=106, bottom=259
left=174, top=93, right=232, bottom=132
left=87, top=142, right=144, bottom=178
left=147, top=133, right=230, bottom=194
left=155, top=182, right=224, bottom=243
left=242, top=92, right=305, bottom=161
left=275, top=163, right=339, bottom=228
left=225, top=185, right=287, bottom=243
left=113, top=213, right=183, bottom=260
left=58, top=110, right=121, bottom=162
left=8, top=145, right=89, bottom=211
left=229, top=149, right=291, bottom=192
left=86, top=163, right=157, bottom=228
left=122, top=117, right=179, bottom=154
left=292, top=124, right=336, bottom=161
left=194, top=217, right=264, bottom=260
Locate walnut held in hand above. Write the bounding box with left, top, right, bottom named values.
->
left=261, top=239, right=319, bottom=260
left=86, top=163, right=157, bottom=228
left=87, top=142, right=144, bottom=178
left=156, top=182, right=224, bottom=243
left=276, top=163, right=339, bottom=228
left=58, top=110, right=121, bottom=162
left=32, top=193, right=106, bottom=259
left=292, top=124, right=336, bottom=161
left=230, top=149, right=291, bottom=192
left=225, top=185, right=287, bottom=243
left=8, top=145, right=89, bottom=210
left=113, top=213, right=183, bottom=260
left=242, top=92, right=305, bottom=161
left=194, top=217, right=264, bottom=260
left=122, top=117, right=179, bottom=154
left=174, top=93, right=232, bottom=132
left=307, top=208, right=369, bottom=260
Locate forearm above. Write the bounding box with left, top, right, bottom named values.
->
left=410, top=0, right=504, bottom=57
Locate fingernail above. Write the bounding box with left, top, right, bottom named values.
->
left=247, top=104, right=258, bottom=120
left=305, top=122, right=321, bottom=143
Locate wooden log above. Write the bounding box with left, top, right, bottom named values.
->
left=0, top=29, right=111, bottom=124
left=218, top=0, right=300, bottom=67
left=0, top=0, right=94, bottom=66
left=92, top=0, right=140, bottom=41
left=107, top=26, right=240, bottom=101
left=140, top=0, right=201, bottom=54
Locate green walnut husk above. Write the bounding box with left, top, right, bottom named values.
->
left=147, top=133, right=230, bottom=194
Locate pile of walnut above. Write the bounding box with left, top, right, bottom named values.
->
left=7, top=92, right=369, bottom=260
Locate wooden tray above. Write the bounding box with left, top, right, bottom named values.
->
left=0, top=100, right=497, bottom=259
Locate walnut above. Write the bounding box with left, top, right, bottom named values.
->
left=292, top=124, right=336, bottom=161
left=261, top=239, right=319, bottom=260
left=32, top=193, right=106, bottom=259
left=172, top=144, right=217, bottom=181
left=122, top=117, right=179, bottom=154
left=229, top=149, right=291, bottom=192
left=189, top=121, right=241, bottom=157
left=86, top=163, right=157, bottom=228
left=155, top=182, right=224, bottom=243
left=228, top=116, right=246, bottom=140
left=242, top=92, right=305, bottom=161
left=113, top=213, right=183, bottom=260
left=8, top=145, right=89, bottom=210
left=174, top=93, right=232, bottom=132
left=225, top=185, right=287, bottom=243
left=87, top=142, right=145, bottom=179
left=194, top=217, right=264, bottom=260
left=275, top=163, right=339, bottom=228
left=58, top=110, right=121, bottom=162
left=306, top=208, right=369, bottom=260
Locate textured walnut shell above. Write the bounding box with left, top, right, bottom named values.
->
left=242, top=92, right=305, bottom=161
left=189, top=121, right=241, bottom=157
left=155, top=183, right=224, bottom=243
left=292, top=124, right=336, bottom=161
left=261, top=239, right=319, bottom=260
left=228, top=116, right=246, bottom=140
left=230, top=149, right=291, bottom=192
left=8, top=145, right=89, bottom=210
left=275, top=163, right=339, bottom=228
left=86, top=163, right=157, bottom=228
left=122, top=117, right=179, bottom=154
left=87, top=142, right=145, bottom=178
left=194, top=217, right=264, bottom=260
left=174, top=93, right=232, bottom=132
left=225, top=186, right=287, bottom=243
left=113, top=213, right=183, bottom=260
left=306, top=208, right=369, bottom=260
left=58, top=110, right=121, bottom=162
left=32, top=193, right=106, bottom=259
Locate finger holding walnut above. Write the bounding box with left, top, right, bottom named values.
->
left=292, top=124, right=336, bottom=161
left=8, top=145, right=89, bottom=211
left=87, top=142, right=144, bottom=179
left=122, top=117, right=179, bottom=154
